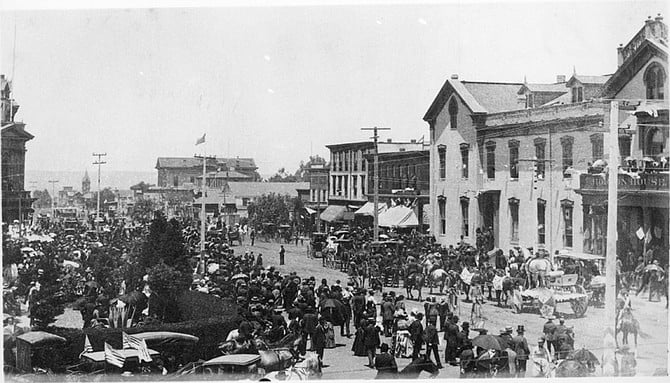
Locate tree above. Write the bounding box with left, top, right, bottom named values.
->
left=29, top=251, right=65, bottom=329
left=293, top=155, right=327, bottom=181
left=268, top=167, right=298, bottom=182
left=85, top=187, right=117, bottom=210
left=32, top=189, right=52, bottom=209
left=247, top=193, right=293, bottom=227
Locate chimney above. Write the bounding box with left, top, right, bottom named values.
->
left=655, top=13, right=663, bottom=22
left=556, top=75, right=566, bottom=83
left=450, top=74, right=459, bottom=80
left=617, top=43, right=624, bottom=67
left=386, top=138, right=392, bottom=143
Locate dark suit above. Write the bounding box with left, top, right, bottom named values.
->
left=511, top=334, right=530, bottom=377
left=543, top=321, right=557, bottom=355
left=364, top=323, right=381, bottom=366
left=382, top=301, right=395, bottom=337
left=443, top=322, right=459, bottom=363
left=374, top=352, right=398, bottom=379
left=409, top=319, right=424, bottom=359
left=312, top=324, right=326, bottom=364
left=423, top=322, right=442, bottom=367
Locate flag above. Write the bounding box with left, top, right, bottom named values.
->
left=122, top=332, right=153, bottom=363
left=104, top=342, right=125, bottom=368
left=636, top=227, right=645, bottom=240
left=79, top=335, right=93, bottom=358
left=195, top=133, right=206, bottom=146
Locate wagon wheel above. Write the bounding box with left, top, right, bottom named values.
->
left=571, top=296, right=588, bottom=317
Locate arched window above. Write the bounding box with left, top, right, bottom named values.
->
left=645, top=64, right=666, bottom=100
left=449, top=97, right=458, bottom=130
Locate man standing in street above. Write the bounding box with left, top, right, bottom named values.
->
left=352, top=289, right=366, bottom=330
left=279, top=245, right=285, bottom=265
left=409, top=311, right=425, bottom=359
left=554, top=317, right=568, bottom=359
left=250, top=228, right=255, bottom=246
left=381, top=296, right=395, bottom=337
left=424, top=318, right=443, bottom=368
left=444, top=315, right=459, bottom=366
left=374, top=343, right=398, bottom=379
left=511, top=325, right=530, bottom=377
left=364, top=318, right=381, bottom=368
left=542, top=315, right=557, bottom=357
left=312, top=317, right=327, bottom=368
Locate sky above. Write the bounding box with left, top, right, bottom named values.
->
left=1, top=0, right=668, bottom=179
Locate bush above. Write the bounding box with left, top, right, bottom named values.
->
left=48, top=314, right=243, bottom=373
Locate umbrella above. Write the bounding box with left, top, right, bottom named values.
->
left=592, top=159, right=608, bottom=168
left=62, top=260, right=80, bottom=268
left=624, top=156, right=634, bottom=162
left=319, top=298, right=343, bottom=310
left=231, top=273, right=249, bottom=280
left=472, top=334, right=501, bottom=350
left=569, top=348, right=600, bottom=365
left=487, top=247, right=502, bottom=257
left=642, top=157, right=655, bottom=162
left=119, top=290, right=146, bottom=305
left=20, top=247, right=34, bottom=252
left=644, top=264, right=662, bottom=272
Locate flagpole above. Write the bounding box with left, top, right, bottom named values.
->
left=200, top=137, right=207, bottom=271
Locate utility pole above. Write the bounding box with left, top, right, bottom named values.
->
left=361, top=126, right=390, bottom=241
left=93, top=153, right=107, bottom=233
left=602, top=101, right=619, bottom=376
left=48, top=180, right=59, bottom=220
left=195, top=154, right=216, bottom=270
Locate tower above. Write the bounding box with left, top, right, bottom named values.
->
left=82, top=170, right=91, bottom=193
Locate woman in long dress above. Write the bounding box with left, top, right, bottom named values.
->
left=352, top=319, right=367, bottom=356
left=324, top=320, right=336, bottom=348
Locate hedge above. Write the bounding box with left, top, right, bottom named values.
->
left=47, top=314, right=242, bottom=373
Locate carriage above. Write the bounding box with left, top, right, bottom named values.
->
left=309, top=232, right=328, bottom=258
left=518, top=271, right=590, bottom=317
left=554, top=251, right=605, bottom=306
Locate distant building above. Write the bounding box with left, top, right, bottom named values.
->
left=82, top=171, right=91, bottom=193
left=155, top=156, right=260, bottom=188
left=1, top=74, right=34, bottom=224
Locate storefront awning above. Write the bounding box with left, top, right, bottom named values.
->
left=378, top=206, right=420, bottom=228
left=354, top=202, right=388, bottom=216
left=320, top=205, right=347, bottom=222
left=304, top=207, right=316, bottom=215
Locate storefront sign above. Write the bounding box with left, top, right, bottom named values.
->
left=579, top=173, right=669, bottom=191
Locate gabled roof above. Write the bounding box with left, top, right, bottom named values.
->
left=218, top=157, right=257, bottom=169
left=540, top=91, right=572, bottom=107
left=566, top=75, right=612, bottom=87
left=1, top=122, right=34, bottom=141
left=198, top=170, right=252, bottom=179
left=423, top=78, right=487, bottom=122
left=599, top=38, right=669, bottom=99
left=518, top=83, right=568, bottom=94
left=325, top=141, right=374, bottom=150
left=461, top=81, right=524, bottom=113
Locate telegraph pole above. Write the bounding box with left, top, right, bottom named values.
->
left=195, top=153, right=216, bottom=270
left=361, top=126, right=390, bottom=241
left=602, top=101, right=619, bottom=376
left=48, top=180, right=59, bottom=220
left=93, top=153, right=107, bottom=233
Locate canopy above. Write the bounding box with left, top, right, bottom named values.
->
left=203, top=354, right=260, bottom=367
left=319, top=205, right=347, bottom=222
left=132, top=331, right=199, bottom=346
left=16, top=331, right=66, bottom=346
left=354, top=202, right=388, bottom=216
left=81, top=348, right=160, bottom=363
left=556, top=250, right=605, bottom=261
left=304, top=207, right=316, bottom=215
left=378, top=206, right=419, bottom=228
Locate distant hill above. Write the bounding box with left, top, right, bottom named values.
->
left=26, top=170, right=156, bottom=192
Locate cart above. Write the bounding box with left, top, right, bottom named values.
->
left=309, top=232, right=328, bottom=258
left=555, top=250, right=605, bottom=306
left=518, top=271, right=590, bottom=317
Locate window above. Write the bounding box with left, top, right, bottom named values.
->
left=645, top=128, right=665, bottom=157
left=173, top=175, right=179, bottom=187
left=438, top=145, right=446, bottom=179
left=460, top=197, right=469, bottom=237
left=619, top=136, right=631, bottom=158
left=590, top=133, right=604, bottom=162
left=352, top=175, right=358, bottom=198
left=190, top=176, right=195, bottom=183
left=509, top=140, right=519, bottom=179
left=572, top=86, right=584, bottom=102
left=534, top=138, right=546, bottom=180
left=460, top=144, right=469, bottom=179
left=526, top=93, right=534, bottom=108
left=438, top=197, right=446, bottom=235
left=344, top=151, right=348, bottom=171
left=561, top=136, right=574, bottom=178
left=353, top=151, right=358, bottom=171
left=242, top=197, right=250, bottom=206
left=449, top=97, right=458, bottom=130
left=509, top=198, right=519, bottom=243
left=562, top=199, right=574, bottom=248
left=537, top=199, right=546, bottom=244
left=486, top=141, right=496, bottom=179
left=645, top=64, right=666, bottom=100
left=343, top=176, right=348, bottom=197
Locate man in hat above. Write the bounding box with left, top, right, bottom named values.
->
left=352, top=289, right=366, bottom=330
left=424, top=317, right=442, bottom=368
left=511, top=325, right=530, bottom=377
left=531, top=337, right=552, bottom=377
left=363, top=317, right=381, bottom=367
left=374, top=343, right=398, bottom=379
left=279, top=245, right=285, bottom=265
left=381, top=296, right=395, bottom=337
left=312, top=317, right=327, bottom=368
left=409, top=312, right=425, bottom=359
left=543, top=315, right=557, bottom=356
left=437, top=297, right=450, bottom=332
left=459, top=339, right=476, bottom=378
left=498, top=326, right=513, bottom=350
left=444, top=315, right=460, bottom=365
left=300, top=307, right=318, bottom=355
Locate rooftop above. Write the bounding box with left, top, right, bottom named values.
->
left=461, top=81, right=524, bottom=113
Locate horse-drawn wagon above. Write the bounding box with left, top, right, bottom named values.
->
left=517, top=271, right=590, bottom=317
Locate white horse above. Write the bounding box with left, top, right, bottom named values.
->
left=260, top=352, right=322, bottom=381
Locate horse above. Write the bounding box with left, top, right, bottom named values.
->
left=500, top=276, right=524, bottom=308
left=404, top=272, right=425, bottom=301
left=399, top=355, right=440, bottom=378
left=616, top=307, right=639, bottom=347
left=524, top=257, right=553, bottom=288
left=428, top=268, right=450, bottom=295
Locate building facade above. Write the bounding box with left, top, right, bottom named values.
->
left=155, top=157, right=260, bottom=188
left=1, top=74, right=34, bottom=224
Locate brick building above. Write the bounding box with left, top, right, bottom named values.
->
left=1, top=74, right=34, bottom=224
left=155, top=157, right=260, bottom=188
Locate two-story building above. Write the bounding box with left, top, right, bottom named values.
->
left=155, top=157, right=260, bottom=188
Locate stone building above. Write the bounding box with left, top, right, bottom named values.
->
left=1, top=74, right=34, bottom=224
left=155, top=157, right=260, bottom=188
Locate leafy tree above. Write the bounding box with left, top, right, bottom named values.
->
left=85, top=187, right=117, bottom=210
left=32, top=189, right=52, bottom=209
left=29, top=252, right=65, bottom=329
left=247, top=193, right=293, bottom=227
left=268, top=167, right=298, bottom=182
left=293, top=155, right=327, bottom=181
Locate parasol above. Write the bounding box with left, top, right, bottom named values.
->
left=487, top=247, right=502, bottom=257
left=644, top=264, right=663, bottom=272
left=570, top=348, right=600, bottom=365
left=592, top=159, right=608, bottom=168
left=319, top=298, right=343, bottom=310
left=20, top=247, right=35, bottom=252
left=63, top=260, right=80, bottom=268
left=231, top=273, right=249, bottom=280
left=642, top=157, right=655, bottom=162
left=472, top=334, right=501, bottom=350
